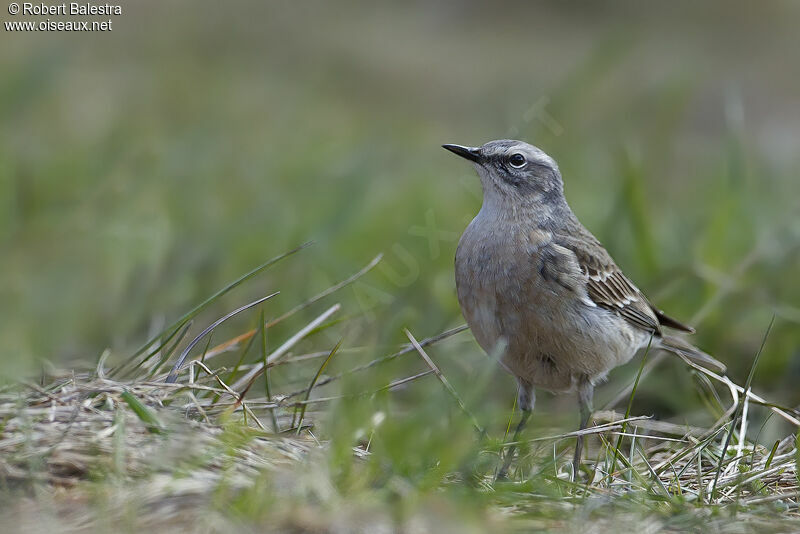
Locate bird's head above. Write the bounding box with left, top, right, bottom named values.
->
left=443, top=140, right=566, bottom=215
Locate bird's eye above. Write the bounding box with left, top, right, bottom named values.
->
left=509, top=153, right=527, bottom=168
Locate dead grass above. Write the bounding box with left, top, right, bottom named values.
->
left=1, top=346, right=797, bottom=532
left=1, top=250, right=798, bottom=532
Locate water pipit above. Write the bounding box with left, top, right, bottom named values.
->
left=443, top=139, right=725, bottom=479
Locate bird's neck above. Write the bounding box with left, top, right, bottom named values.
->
left=479, top=186, right=570, bottom=230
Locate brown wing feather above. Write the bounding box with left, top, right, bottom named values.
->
left=554, top=223, right=692, bottom=335
left=584, top=265, right=661, bottom=334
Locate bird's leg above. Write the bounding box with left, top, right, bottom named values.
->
left=497, top=381, right=534, bottom=480
left=573, top=376, right=594, bottom=477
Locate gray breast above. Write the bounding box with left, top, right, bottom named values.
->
left=455, top=218, right=639, bottom=392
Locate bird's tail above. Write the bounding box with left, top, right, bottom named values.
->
left=659, top=335, right=727, bottom=373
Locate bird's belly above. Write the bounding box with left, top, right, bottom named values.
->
left=457, top=271, right=637, bottom=393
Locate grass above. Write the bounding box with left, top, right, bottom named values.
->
left=2, top=3, right=800, bottom=531
left=1, top=251, right=798, bottom=532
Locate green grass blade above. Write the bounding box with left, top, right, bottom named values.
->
left=764, top=440, right=779, bottom=470
left=222, top=330, right=258, bottom=390
left=293, top=338, right=343, bottom=433
left=120, top=390, right=164, bottom=435
left=116, top=242, right=311, bottom=376
left=711, top=315, right=775, bottom=499
left=146, top=320, right=194, bottom=379
left=609, top=334, right=652, bottom=477
left=126, top=321, right=189, bottom=378
left=165, top=292, right=279, bottom=383
left=261, top=308, right=279, bottom=432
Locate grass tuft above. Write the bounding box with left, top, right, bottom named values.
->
left=2, top=254, right=797, bottom=531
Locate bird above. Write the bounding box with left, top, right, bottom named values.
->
left=443, top=139, right=725, bottom=479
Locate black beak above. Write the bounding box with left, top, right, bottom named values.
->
left=442, top=144, right=482, bottom=163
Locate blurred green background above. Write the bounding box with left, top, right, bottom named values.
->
left=2, top=1, right=799, bottom=436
